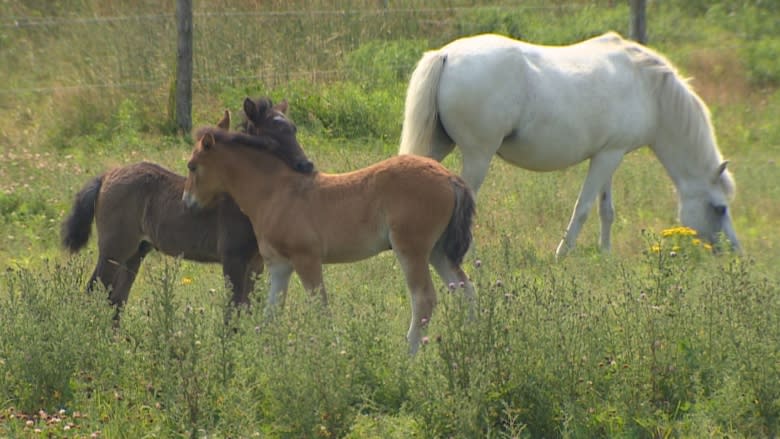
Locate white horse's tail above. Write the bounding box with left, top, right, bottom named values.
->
left=399, top=50, right=447, bottom=156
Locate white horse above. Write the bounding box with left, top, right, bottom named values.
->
left=400, top=32, right=740, bottom=259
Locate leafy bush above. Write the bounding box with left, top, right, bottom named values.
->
left=0, top=259, right=115, bottom=414
left=345, top=39, right=429, bottom=90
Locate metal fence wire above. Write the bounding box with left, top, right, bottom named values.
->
left=1, top=2, right=622, bottom=96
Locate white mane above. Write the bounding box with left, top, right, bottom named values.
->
left=625, top=39, right=735, bottom=197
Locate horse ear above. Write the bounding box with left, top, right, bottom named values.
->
left=713, top=161, right=729, bottom=183
left=275, top=99, right=289, bottom=115
left=201, top=132, right=216, bottom=150
left=256, top=97, right=270, bottom=115
left=216, top=110, right=230, bottom=130
left=243, top=97, right=257, bottom=121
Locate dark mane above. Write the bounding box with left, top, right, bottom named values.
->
left=195, top=126, right=309, bottom=172
left=197, top=126, right=280, bottom=152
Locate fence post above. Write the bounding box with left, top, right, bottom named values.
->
left=629, top=0, right=647, bottom=44
left=175, top=0, right=193, bottom=134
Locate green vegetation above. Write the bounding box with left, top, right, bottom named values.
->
left=1, top=1, right=778, bottom=437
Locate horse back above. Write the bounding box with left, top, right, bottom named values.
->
left=328, top=155, right=456, bottom=240
left=436, top=33, right=658, bottom=165
left=255, top=155, right=458, bottom=263
left=95, top=162, right=224, bottom=262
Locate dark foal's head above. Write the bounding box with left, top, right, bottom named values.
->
left=239, top=97, right=315, bottom=174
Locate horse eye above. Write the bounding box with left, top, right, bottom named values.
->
left=712, top=204, right=727, bottom=216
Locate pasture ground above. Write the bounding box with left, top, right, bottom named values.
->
left=1, top=1, right=778, bottom=437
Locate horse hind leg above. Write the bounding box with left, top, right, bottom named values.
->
left=598, top=177, right=615, bottom=252
left=109, top=242, right=152, bottom=306
left=430, top=246, right=476, bottom=319
left=105, top=242, right=152, bottom=321
left=556, top=152, right=623, bottom=260
left=429, top=129, right=456, bottom=162
left=393, top=242, right=437, bottom=355
left=92, top=231, right=145, bottom=302
left=459, top=139, right=501, bottom=194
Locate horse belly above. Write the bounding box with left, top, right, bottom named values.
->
left=322, top=226, right=390, bottom=263
left=145, top=209, right=221, bottom=262
left=497, top=136, right=593, bottom=172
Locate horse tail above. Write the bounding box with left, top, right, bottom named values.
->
left=61, top=174, right=103, bottom=253
left=399, top=50, right=448, bottom=157
left=440, top=176, right=476, bottom=267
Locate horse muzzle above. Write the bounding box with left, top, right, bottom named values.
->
left=182, top=191, right=201, bottom=209
left=721, top=215, right=741, bottom=253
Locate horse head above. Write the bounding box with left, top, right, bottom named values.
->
left=240, top=96, right=315, bottom=174
left=678, top=161, right=740, bottom=251
left=183, top=129, right=223, bottom=210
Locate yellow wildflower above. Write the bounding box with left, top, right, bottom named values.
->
left=661, top=226, right=697, bottom=237
left=181, top=277, right=193, bottom=286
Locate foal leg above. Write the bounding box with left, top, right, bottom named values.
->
left=430, top=247, right=476, bottom=319
left=222, top=251, right=261, bottom=306
left=107, top=243, right=151, bottom=321
left=266, top=262, right=294, bottom=314
left=395, top=248, right=437, bottom=355
left=243, top=253, right=264, bottom=302
left=109, top=242, right=152, bottom=307
left=291, top=255, right=327, bottom=306
left=556, top=152, right=623, bottom=260
left=598, top=177, right=615, bottom=252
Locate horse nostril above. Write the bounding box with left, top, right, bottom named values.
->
left=296, top=160, right=314, bottom=174
left=713, top=205, right=727, bottom=216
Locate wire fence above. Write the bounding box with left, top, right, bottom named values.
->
left=1, top=2, right=623, bottom=97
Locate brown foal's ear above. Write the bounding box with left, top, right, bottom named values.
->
left=201, top=132, right=216, bottom=150
left=275, top=99, right=289, bottom=115
left=216, top=110, right=230, bottom=130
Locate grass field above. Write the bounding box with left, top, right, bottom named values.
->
left=1, top=1, right=778, bottom=437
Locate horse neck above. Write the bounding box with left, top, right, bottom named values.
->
left=648, top=80, right=723, bottom=197
left=651, top=129, right=721, bottom=194
left=216, top=146, right=289, bottom=213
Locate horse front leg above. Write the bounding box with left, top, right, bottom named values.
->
left=392, top=242, right=437, bottom=355
left=556, top=152, right=623, bottom=260
left=265, top=262, right=293, bottom=318
left=291, top=255, right=327, bottom=307
left=221, top=251, right=263, bottom=306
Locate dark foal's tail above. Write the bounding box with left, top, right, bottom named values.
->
left=61, top=174, right=103, bottom=253
left=441, top=176, right=476, bottom=266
